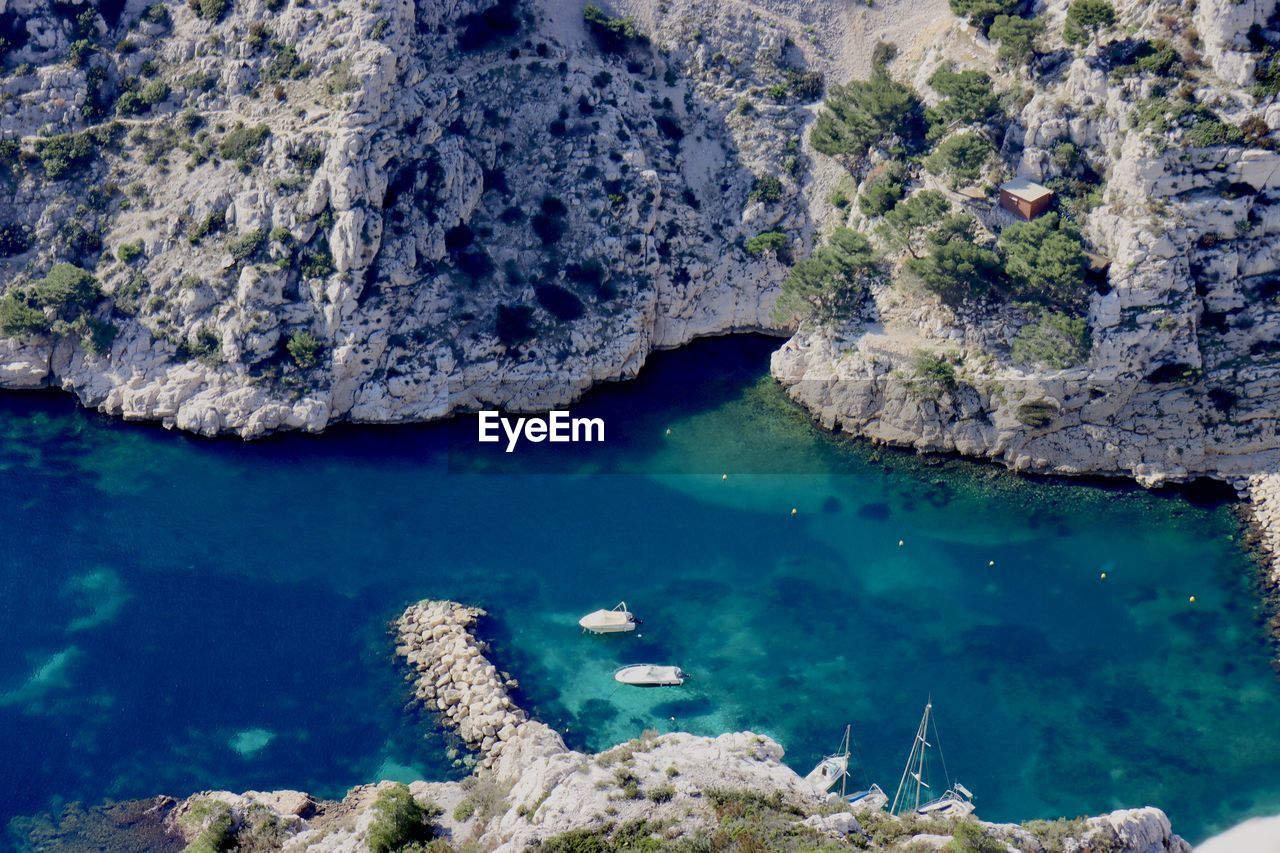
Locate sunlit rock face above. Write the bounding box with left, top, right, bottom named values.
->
left=2, top=0, right=818, bottom=435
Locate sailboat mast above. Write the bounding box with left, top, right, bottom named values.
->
left=840, top=725, right=851, bottom=799
left=914, top=702, right=931, bottom=811
left=891, top=702, right=931, bottom=815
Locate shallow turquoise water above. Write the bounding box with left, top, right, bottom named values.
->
left=1, top=336, right=1278, bottom=843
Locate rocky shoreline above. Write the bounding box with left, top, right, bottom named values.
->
left=32, top=597, right=1184, bottom=853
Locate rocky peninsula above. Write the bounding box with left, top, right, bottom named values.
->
left=16, top=598, right=1195, bottom=851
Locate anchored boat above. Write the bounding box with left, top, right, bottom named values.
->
left=889, top=699, right=975, bottom=818
left=579, top=602, right=637, bottom=634
left=614, top=664, right=685, bottom=687
left=804, top=725, right=889, bottom=811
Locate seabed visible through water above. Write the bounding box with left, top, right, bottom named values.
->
left=1, top=335, right=1278, bottom=844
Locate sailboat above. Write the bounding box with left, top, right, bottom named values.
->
left=803, top=725, right=889, bottom=811
left=889, top=699, right=975, bottom=818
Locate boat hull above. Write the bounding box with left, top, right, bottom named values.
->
left=614, top=664, right=684, bottom=687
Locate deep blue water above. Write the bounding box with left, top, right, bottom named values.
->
left=1, top=336, right=1278, bottom=844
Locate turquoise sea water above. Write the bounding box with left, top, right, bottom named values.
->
left=2, top=336, right=1279, bottom=844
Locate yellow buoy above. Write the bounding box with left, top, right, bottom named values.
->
left=1189, top=595, right=1196, bottom=604
left=1100, top=572, right=1107, bottom=580
left=790, top=508, right=798, bottom=516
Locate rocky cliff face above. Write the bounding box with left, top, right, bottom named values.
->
left=774, top=0, right=1280, bottom=492
left=1, top=0, right=824, bottom=435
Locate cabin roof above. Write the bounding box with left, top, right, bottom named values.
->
left=999, top=178, right=1054, bottom=203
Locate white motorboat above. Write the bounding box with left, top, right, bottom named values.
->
left=613, top=664, right=685, bottom=687
left=579, top=602, right=637, bottom=634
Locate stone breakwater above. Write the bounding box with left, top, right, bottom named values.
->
left=394, top=600, right=565, bottom=769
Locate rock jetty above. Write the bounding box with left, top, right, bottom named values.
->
left=23, top=597, right=1195, bottom=851
left=394, top=600, right=565, bottom=769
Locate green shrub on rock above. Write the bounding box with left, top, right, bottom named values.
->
left=143, top=3, right=171, bottom=25
left=858, top=162, right=907, bottom=216
left=179, top=797, right=235, bottom=853
left=34, top=132, right=95, bottom=180
left=73, top=316, right=118, bottom=355
left=905, top=215, right=1004, bottom=303
left=189, top=211, right=226, bottom=244
left=774, top=228, right=882, bottom=324
left=946, top=820, right=1009, bottom=852
left=264, top=42, right=310, bottom=82
left=115, top=90, right=146, bottom=116
left=194, top=0, right=231, bottom=23
left=1185, top=118, right=1244, bottom=148
left=1012, top=310, right=1090, bottom=369
left=1064, top=0, right=1116, bottom=46
left=878, top=189, right=952, bottom=257
left=997, top=213, right=1088, bottom=308
left=924, top=132, right=995, bottom=184
left=0, top=223, right=33, bottom=257
left=749, top=174, right=784, bottom=203
left=745, top=230, right=787, bottom=257
left=300, top=241, right=335, bottom=278
left=218, top=124, right=271, bottom=168
left=0, top=293, right=50, bottom=337
left=365, top=783, right=439, bottom=853
left=785, top=69, right=824, bottom=102
left=117, top=241, right=144, bottom=263
left=183, top=325, right=221, bottom=362
left=226, top=228, right=264, bottom=262
left=286, top=330, right=322, bottom=368
left=949, top=0, right=1022, bottom=35
left=810, top=70, right=926, bottom=167
left=906, top=350, right=959, bottom=399
left=988, top=14, right=1044, bottom=66
left=1016, top=399, right=1058, bottom=427
left=926, top=67, right=1002, bottom=131
left=583, top=5, right=645, bottom=54
left=32, top=264, right=101, bottom=318
left=141, top=79, right=171, bottom=105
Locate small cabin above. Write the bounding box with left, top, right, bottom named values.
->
left=998, top=178, right=1054, bottom=220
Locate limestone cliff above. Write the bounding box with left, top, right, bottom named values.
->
left=774, top=0, right=1280, bottom=489
left=1, top=0, right=820, bottom=435
left=8, top=0, right=1278, bottom=495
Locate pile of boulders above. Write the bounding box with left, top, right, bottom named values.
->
left=394, top=600, right=530, bottom=768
